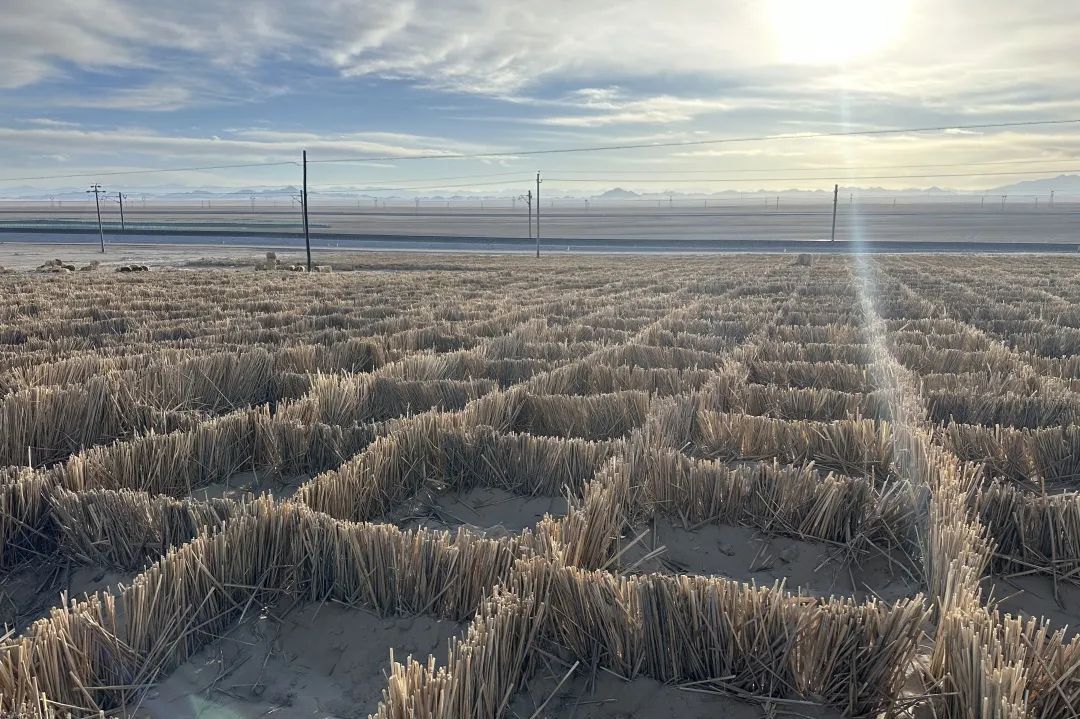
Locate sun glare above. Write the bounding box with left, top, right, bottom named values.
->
left=768, top=0, right=909, bottom=64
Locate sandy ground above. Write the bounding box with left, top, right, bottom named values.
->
left=619, top=519, right=918, bottom=603
left=508, top=670, right=844, bottom=719
left=0, top=242, right=259, bottom=270
left=985, top=573, right=1080, bottom=639
left=393, top=486, right=569, bottom=536
left=190, top=471, right=309, bottom=502
left=0, top=562, right=135, bottom=633
left=133, top=603, right=462, bottom=719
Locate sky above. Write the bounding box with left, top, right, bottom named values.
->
left=1, top=0, right=1079, bottom=196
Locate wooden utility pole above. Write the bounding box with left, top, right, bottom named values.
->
left=536, top=172, right=542, bottom=258
left=302, top=150, right=312, bottom=272
left=86, top=184, right=105, bottom=252
left=117, top=192, right=126, bottom=232
left=830, top=184, right=839, bottom=242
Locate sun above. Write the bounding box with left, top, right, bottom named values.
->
left=767, top=0, right=910, bottom=64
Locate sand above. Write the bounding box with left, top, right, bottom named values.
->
left=508, top=670, right=844, bottom=719
left=985, top=572, right=1080, bottom=639
left=0, top=562, right=135, bottom=633
left=133, top=603, right=463, bottom=719
left=0, top=243, right=257, bottom=271
left=393, top=485, right=569, bottom=536
left=618, top=519, right=918, bottom=602
left=190, top=470, right=309, bottom=502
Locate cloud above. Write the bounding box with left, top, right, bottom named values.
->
left=0, top=125, right=493, bottom=167
left=1, top=0, right=1077, bottom=133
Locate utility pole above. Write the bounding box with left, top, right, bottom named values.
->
left=250, top=195, right=256, bottom=214
left=536, top=172, right=542, bottom=258
left=86, top=184, right=105, bottom=252
left=1050, top=190, right=1055, bottom=208
left=830, top=183, right=839, bottom=242
left=302, top=150, right=312, bottom=272
left=524, top=190, right=533, bottom=237
left=116, top=192, right=126, bottom=232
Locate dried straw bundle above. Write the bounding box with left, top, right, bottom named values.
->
left=943, top=423, right=1080, bottom=489
left=703, top=374, right=892, bottom=422
left=115, top=348, right=277, bottom=413
left=531, top=458, right=630, bottom=569
left=637, top=326, right=735, bottom=353
left=49, top=487, right=237, bottom=570
left=930, top=609, right=1031, bottom=719
left=379, top=349, right=551, bottom=385
left=1, top=349, right=195, bottom=392
left=973, top=481, right=1080, bottom=578
left=526, top=557, right=928, bottom=717
left=527, top=362, right=711, bottom=396
left=0, top=467, right=52, bottom=567
left=296, top=416, right=617, bottom=524
left=384, top=326, right=477, bottom=351
left=928, top=389, right=1080, bottom=429
left=465, top=387, right=652, bottom=441
left=280, top=373, right=496, bottom=426
left=691, top=410, right=896, bottom=481
left=0, top=378, right=144, bottom=468
left=921, top=371, right=1046, bottom=396
left=748, top=359, right=876, bottom=393
left=374, top=587, right=544, bottom=719
left=769, top=323, right=869, bottom=345
left=625, top=445, right=905, bottom=545
left=0, top=497, right=528, bottom=713
left=55, top=410, right=261, bottom=496
left=755, top=340, right=876, bottom=365
left=895, top=345, right=1024, bottom=376
left=593, top=342, right=727, bottom=371
left=891, top=330, right=990, bottom=352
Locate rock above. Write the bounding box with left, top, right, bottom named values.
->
left=265, top=251, right=277, bottom=261
left=314, top=264, right=333, bottom=273
left=718, top=543, right=736, bottom=557
left=117, top=265, right=133, bottom=273
left=778, top=546, right=799, bottom=564
left=795, top=253, right=814, bottom=267
left=61, top=264, right=76, bottom=272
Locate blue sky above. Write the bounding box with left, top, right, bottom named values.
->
left=2, top=0, right=1079, bottom=196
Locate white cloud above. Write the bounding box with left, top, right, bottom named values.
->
left=1, top=0, right=1077, bottom=126
left=0, top=125, right=492, bottom=167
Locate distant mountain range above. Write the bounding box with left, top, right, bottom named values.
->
left=3, top=175, right=1077, bottom=201
left=987, top=174, right=1080, bottom=195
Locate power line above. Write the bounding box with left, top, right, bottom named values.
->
left=547, top=167, right=1080, bottom=183
left=545, top=156, right=1080, bottom=174
left=344, top=178, right=532, bottom=192
left=0, top=160, right=300, bottom=183
left=307, top=119, right=1080, bottom=164
left=1, top=117, right=1077, bottom=184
